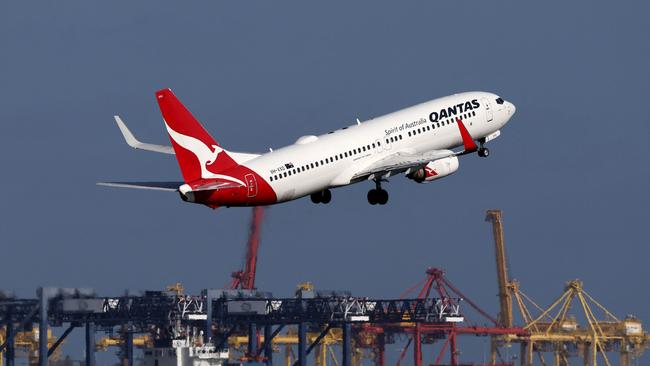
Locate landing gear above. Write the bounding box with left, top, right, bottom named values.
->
left=367, top=180, right=389, bottom=205
left=367, top=189, right=388, bottom=205
left=476, top=138, right=490, bottom=158
left=478, top=147, right=490, bottom=157
left=310, top=189, right=332, bottom=204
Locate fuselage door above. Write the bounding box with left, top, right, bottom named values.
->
left=244, top=173, right=258, bottom=198
left=482, top=98, right=494, bottom=122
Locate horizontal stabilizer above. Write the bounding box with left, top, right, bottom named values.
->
left=114, top=116, right=175, bottom=154
left=192, top=181, right=243, bottom=191
left=97, top=181, right=183, bottom=192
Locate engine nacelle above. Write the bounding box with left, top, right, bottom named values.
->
left=407, top=156, right=459, bottom=183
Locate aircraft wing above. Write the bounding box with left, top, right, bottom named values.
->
left=97, top=181, right=183, bottom=191
left=351, top=149, right=455, bottom=181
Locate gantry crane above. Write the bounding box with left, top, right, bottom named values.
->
left=0, top=328, right=61, bottom=366
left=485, top=209, right=650, bottom=366
left=228, top=328, right=343, bottom=366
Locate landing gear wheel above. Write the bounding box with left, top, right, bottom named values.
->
left=367, top=189, right=378, bottom=205
left=311, top=190, right=332, bottom=204
left=377, top=189, right=389, bottom=205
left=478, top=147, right=490, bottom=158
left=321, top=189, right=332, bottom=204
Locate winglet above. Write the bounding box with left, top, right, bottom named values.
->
left=113, top=116, right=175, bottom=154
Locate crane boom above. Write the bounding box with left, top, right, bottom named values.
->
left=486, top=209, right=513, bottom=328
left=230, top=207, right=265, bottom=290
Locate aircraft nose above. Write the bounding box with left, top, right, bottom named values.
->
left=506, top=101, right=516, bottom=116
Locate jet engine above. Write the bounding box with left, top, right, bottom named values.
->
left=407, top=156, right=459, bottom=183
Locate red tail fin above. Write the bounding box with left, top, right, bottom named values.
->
left=156, top=89, right=238, bottom=183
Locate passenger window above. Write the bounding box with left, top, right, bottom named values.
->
left=399, top=135, right=403, bottom=140
left=408, top=132, right=412, bottom=137
left=372, top=143, right=376, bottom=148
left=385, top=139, right=389, bottom=144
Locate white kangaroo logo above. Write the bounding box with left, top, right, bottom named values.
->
left=165, top=121, right=246, bottom=186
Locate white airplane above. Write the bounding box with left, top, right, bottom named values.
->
left=100, top=89, right=515, bottom=208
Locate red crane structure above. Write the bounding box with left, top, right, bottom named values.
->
left=356, top=267, right=528, bottom=366
left=230, top=207, right=265, bottom=290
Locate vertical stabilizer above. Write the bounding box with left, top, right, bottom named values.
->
left=155, top=89, right=238, bottom=183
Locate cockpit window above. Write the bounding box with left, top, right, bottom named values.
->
left=495, top=97, right=504, bottom=105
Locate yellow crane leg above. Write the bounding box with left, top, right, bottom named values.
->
left=490, top=337, right=498, bottom=365
left=620, top=350, right=630, bottom=366
left=285, top=344, right=292, bottom=366
left=315, top=344, right=327, bottom=366
left=592, top=336, right=597, bottom=366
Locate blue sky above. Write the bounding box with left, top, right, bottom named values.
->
left=1, top=1, right=649, bottom=364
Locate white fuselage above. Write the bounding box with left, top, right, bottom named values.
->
left=242, top=91, right=515, bottom=202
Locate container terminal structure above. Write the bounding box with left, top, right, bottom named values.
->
left=2, top=209, right=649, bottom=366
left=0, top=285, right=469, bottom=366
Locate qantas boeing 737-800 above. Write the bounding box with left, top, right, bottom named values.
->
left=100, top=89, right=516, bottom=207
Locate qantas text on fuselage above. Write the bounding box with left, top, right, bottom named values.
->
left=100, top=89, right=516, bottom=207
